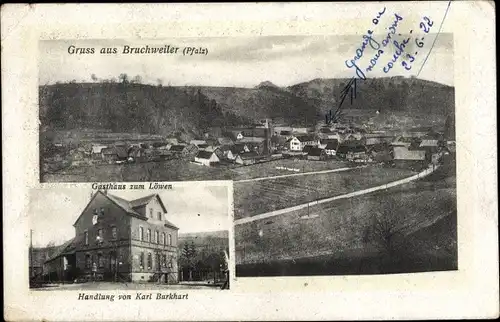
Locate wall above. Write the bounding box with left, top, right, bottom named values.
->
left=73, top=192, right=132, bottom=277
left=75, top=245, right=131, bottom=280
left=129, top=202, right=179, bottom=283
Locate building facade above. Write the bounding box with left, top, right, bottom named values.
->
left=70, top=191, right=179, bottom=283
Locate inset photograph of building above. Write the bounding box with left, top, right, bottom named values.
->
left=29, top=183, right=232, bottom=290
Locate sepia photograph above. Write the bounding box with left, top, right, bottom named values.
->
left=38, top=33, right=457, bottom=277
left=3, top=2, right=498, bottom=321
left=28, top=183, right=232, bottom=290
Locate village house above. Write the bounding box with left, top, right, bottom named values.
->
left=182, top=143, right=199, bottom=159
left=392, top=146, right=426, bottom=161
left=44, top=191, right=179, bottom=284
left=307, top=147, right=327, bottom=161
left=218, top=145, right=235, bottom=160
left=322, top=139, right=340, bottom=156
left=231, top=143, right=250, bottom=154
left=239, top=137, right=266, bottom=154
left=302, top=145, right=314, bottom=155
left=194, top=150, right=220, bottom=166
left=164, top=137, right=179, bottom=145
left=390, top=136, right=414, bottom=147
left=217, top=137, right=234, bottom=146
left=91, top=145, right=108, bottom=160
left=169, top=145, right=186, bottom=154
left=190, top=139, right=208, bottom=147
left=287, top=137, right=302, bottom=151
left=43, top=239, right=77, bottom=282
left=197, top=144, right=209, bottom=150
left=337, top=141, right=367, bottom=160
left=295, top=135, right=320, bottom=148
left=235, top=151, right=260, bottom=165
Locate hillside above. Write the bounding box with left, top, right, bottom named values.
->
left=39, top=77, right=454, bottom=137
left=194, top=86, right=318, bottom=126
left=178, top=230, right=229, bottom=247
left=287, top=76, right=455, bottom=117
left=39, top=83, right=250, bottom=137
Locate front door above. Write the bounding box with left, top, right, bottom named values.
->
left=109, top=252, right=117, bottom=280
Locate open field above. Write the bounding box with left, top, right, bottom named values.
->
left=231, top=159, right=352, bottom=180
left=235, top=158, right=457, bottom=275
left=42, top=157, right=352, bottom=183
left=236, top=213, right=457, bottom=276
left=233, top=165, right=416, bottom=219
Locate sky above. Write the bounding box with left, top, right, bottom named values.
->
left=39, top=32, right=454, bottom=88
left=29, top=184, right=230, bottom=247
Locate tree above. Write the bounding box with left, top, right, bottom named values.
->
left=46, top=241, right=57, bottom=258
left=131, top=75, right=142, bottom=84
left=91, top=74, right=98, bottom=82
left=363, top=197, right=418, bottom=259
left=118, top=73, right=129, bottom=84
left=156, top=78, right=163, bottom=87
left=180, top=242, right=197, bottom=281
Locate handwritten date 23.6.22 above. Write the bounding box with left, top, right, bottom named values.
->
left=401, top=16, right=434, bottom=71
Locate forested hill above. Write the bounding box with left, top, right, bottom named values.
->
left=39, top=83, right=251, bottom=137
left=39, top=77, right=454, bottom=135
left=287, top=76, right=455, bottom=116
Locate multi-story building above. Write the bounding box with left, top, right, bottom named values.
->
left=44, top=191, right=179, bottom=284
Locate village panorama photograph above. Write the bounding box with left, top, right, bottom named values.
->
left=28, top=183, right=231, bottom=290
left=39, top=34, right=457, bottom=276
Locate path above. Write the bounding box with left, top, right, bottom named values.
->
left=234, top=165, right=366, bottom=183
left=234, top=164, right=440, bottom=225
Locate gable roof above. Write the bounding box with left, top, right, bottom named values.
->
left=45, top=238, right=76, bottom=263
left=238, top=137, right=265, bottom=143
left=73, top=191, right=176, bottom=228
left=337, top=142, right=367, bottom=154
left=308, top=147, right=325, bottom=157
left=115, top=146, right=128, bottom=158
left=295, top=135, right=316, bottom=142
left=230, top=144, right=247, bottom=154
left=240, top=151, right=259, bottom=159
left=196, top=150, right=215, bottom=159
left=302, top=145, right=314, bottom=153
left=325, top=141, right=339, bottom=150
left=169, top=145, right=186, bottom=152
left=128, top=194, right=164, bottom=210
left=217, top=137, right=233, bottom=145
left=190, top=140, right=207, bottom=146
left=419, top=139, right=439, bottom=147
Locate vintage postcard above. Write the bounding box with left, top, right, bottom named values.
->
left=2, top=2, right=498, bottom=321
left=29, top=182, right=233, bottom=291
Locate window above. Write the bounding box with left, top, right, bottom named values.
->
left=84, top=231, right=89, bottom=245
left=149, top=208, right=153, bottom=218
left=168, top=234, right=172, bottom=246
left=111, top=227, right=117, bottom=239
left=139, top=227, right=144, bottom=241
left=157, top=212, right=162, bottom=220
left=97, top=229, right=103, bottom=243
left=155, top=231, right=159, bottom=244
left=98, top=253, right=104, bottom=267
left=156, top=253, right=161, bottom=270
left=100, top=207, right=105, bottom=216
left=147, top=229, right=151, bottom=243
left=139, top=252, right=144, bottom=268
left=162, top=254, right=167, bottom=267
left=168, top=257, right=173, bottom=269
left=161, top=233, right=165, bottom=245
left=147, top=253, right=152, bottom=269
left=85, top=254, right=91, bottom=268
